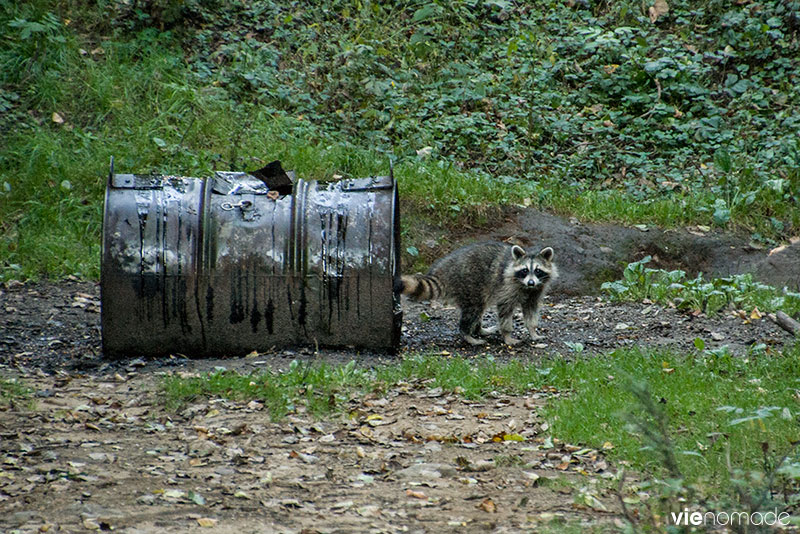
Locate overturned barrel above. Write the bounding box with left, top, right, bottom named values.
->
left=101, top=164, right=401, bottom=357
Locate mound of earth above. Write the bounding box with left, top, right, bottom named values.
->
left=469, top=208, right=800, bottom=296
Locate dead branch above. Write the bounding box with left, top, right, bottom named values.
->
left=768, top=311, right=800, bottom=336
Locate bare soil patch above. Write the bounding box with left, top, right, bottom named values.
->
left=0, top=278, right=789, bottom=375
left=472, top=209, right=800, bottom=296
left=1, top=371, right=617, bottom=534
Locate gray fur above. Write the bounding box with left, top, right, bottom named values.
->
left=399, top=241, right=558, bottom=345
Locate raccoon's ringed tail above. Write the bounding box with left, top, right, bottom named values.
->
left=399, top=274, right=442, bottom=301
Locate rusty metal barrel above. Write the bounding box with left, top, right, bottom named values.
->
left=101, top=164, right=401, bottom=357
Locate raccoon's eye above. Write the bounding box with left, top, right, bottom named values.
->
left=517, top=268, right=529, bottom=278
left=534, top=267, right=547, bottom=278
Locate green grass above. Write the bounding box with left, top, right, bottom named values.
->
left=0, top=377, right=33, bottom=409
left=162, top=359, right=379, bottom=419
left=546, top=344, right=800, bottom=483
left=2, top=0, right=800, bottom=281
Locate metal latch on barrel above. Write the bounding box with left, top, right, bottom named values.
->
left=221, top=199, right=258, bottom=221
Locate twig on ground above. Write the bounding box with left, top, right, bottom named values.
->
left=768, top=311, right=800, bottom=336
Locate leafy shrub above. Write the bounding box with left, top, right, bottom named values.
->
left=602, top=256, right=800, bottom=316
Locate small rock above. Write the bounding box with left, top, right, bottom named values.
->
left=225, top=447, right=244, bottom=458
left=711, top=332, right=725, bottom=341
left=331, top=500, right=355, bottom=510
left=188, top=439, right=219, bottom=458
left=7, top=510, right=44, bottom=527
left=423, top=441, right=442, bottom=454
left=523, top=471, right=541, bottom=483
left=214, top=466, right=235, bottom=476
left=356, top=473, right=375, bottom=484
left=137, top=494, right=156, bottom=505
left=395, top=462, right=457, bottom=479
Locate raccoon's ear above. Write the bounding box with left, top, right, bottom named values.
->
left=511, top=245, right=526, bottom=260
left=538, top=247, right=554, bottom=261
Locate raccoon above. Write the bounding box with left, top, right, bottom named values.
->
left=397, top=241, right=558, bottom=345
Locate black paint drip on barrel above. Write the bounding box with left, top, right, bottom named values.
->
left=251, top=294, right=261, bottom=333
left=206, top=286, right=214, bottom=322
left=265, top=298, right=274, bottom=335
left=230, top=272, right=245, bottom=324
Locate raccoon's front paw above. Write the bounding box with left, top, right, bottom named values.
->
left=463, top=334, right=487, bottom=346
left=480, top=325, right=498, bottom=335
left=503, top=334, right=522, bottom=346
left=528, top=333, right=546, bottom=342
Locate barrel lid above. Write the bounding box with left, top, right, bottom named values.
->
left=338, top=175, right=393, bottom=192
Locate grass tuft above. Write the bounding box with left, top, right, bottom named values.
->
left=0, top=377, right=33, bottom=409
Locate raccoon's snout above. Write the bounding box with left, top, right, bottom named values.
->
left=526, top=279, right=540, bottom=288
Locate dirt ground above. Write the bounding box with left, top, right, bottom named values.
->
left=1, top=272, right=795, bottom=533
left=2, top=209, right=798, bottom=533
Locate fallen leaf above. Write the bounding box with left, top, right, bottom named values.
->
left=478, top=497, right=497, bottom=513
left=406, top=489, right=427, bottom=499
left=648, top=0, right=669, bottom=23
left=196, top=518, right=217, bottom=527
left=575, top=488, right=608, bottom=511
left=750, top=307, right=762, bottom=320
left=52, top=112, right=64, bottom=124
left=82, top=518, right=100, bottom=530
left=492, top=431, right=526, bottom=442
left=769, top=245, right=787, bottom=256
left=162, top=489, right=186, bottom=501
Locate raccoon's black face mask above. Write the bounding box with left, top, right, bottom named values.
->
left=511, top=246, right=555, bottom=290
